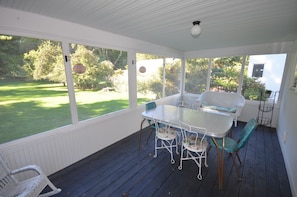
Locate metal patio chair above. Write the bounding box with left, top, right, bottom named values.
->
left=153, top=119, right=179, bottom=164
left=178, top=121, right=209, bottom=180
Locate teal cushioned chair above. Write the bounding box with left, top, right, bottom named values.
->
left=209, top=118, right=258, bottom=180
left=146, top=101, right=157, bottom=111
left=145, top=102, right=167, bottom=143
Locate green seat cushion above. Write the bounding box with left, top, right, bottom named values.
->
left=202, top=105, right=236, bottom=113
left=216, top=106, right=237, bottom=113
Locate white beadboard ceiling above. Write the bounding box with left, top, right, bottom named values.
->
left=1, top=0, right=297, bottom=51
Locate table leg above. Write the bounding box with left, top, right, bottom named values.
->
left=212, top=137, right=225, bottom=190
left=138, top=118, right=146, bottom=150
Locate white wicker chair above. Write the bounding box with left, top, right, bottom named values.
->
left=153, top=119, right=179, bottom=164
left=178, top=121, right=208, bottom=180
left=0, top=155, right=61, bottom=197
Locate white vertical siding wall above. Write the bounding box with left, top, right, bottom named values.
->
left=277, top=39, right=297, bottom=197
left=0, top=108, right=144, bottom=177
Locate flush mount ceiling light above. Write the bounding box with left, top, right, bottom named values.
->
left=191, top=21, right=201, bottom=37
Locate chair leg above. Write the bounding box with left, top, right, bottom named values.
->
left=207, top=146, right=212, bottom=155
left=178, top=147, right=185, bottom=170
left=236, top=152, right=242, bottom=166
left=38, top=175, right=62, bottom=197
left=175, top=138, right=179, bottom=155
left=189, top=151, right=203, bottom=180
left=169, top=143, right=175, bottom=164
left=154, top=137, right=158, bottom=158
left=231, top=153, right=241, bottom=180
left=204, top=151, right=208, bottom=167
left=197, top=155, right=202, bottom=180
left=154, top=138, right=177, bottom=164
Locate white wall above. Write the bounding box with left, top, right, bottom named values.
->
left=277, top=39, right=297, bottom=197
left=0, top=108, right=143, bottom=176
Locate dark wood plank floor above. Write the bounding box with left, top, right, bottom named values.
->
left=49, top=121, right=292, bottom=197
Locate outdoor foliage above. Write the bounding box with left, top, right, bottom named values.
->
left=0, top=35, right=128, bottom=91
left=210, top=57, right=242, bottom=92
left=136, top=57, right=181, bottom=99
left=0, top=35, right=30, bottom=79
left=185, top=58, right=209, bottom=93
left=0, top=34, right=282, bottom=143
left=242, top=75, right=265, bottom=100
left=24, top=40, right=64, bottom=82
left=70, top=45, right=115, bottom=90
left=185, top=56, right=266, bottom=100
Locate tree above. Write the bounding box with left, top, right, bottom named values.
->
left=23, top=40, right=64, bottom=83
left=185, top=58, right=209, bottom=93
left=136, top=53, right=163, bottom=60
left=211, top=57, right=242, bottom=92
left=163, top=60, right=181, bottom=96
left=145, top=58, right=181, bottom=99
left=94, top=48, right=127, bottom=70
left=71, top=45, right=114, bottom=90
left=242, top=74, right=265, bottom=100
left=69, top=44, right=127, bottom=70
left=0, top=35, right=25, bottom=78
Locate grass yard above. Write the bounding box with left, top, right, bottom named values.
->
left=0, top=80, right=150, bottom=144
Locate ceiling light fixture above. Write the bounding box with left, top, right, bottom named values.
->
left=191, top=21, right=201, bottom=37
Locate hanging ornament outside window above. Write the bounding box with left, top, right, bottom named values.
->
left=73, top=64, right=86, bottom=74
left=139, top=66, right=146, bottom=73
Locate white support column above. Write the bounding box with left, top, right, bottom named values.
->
left=128, top=50, right=137, bottom=109
left=162, top=57, right=166, bottom=98
left=61, top=42, right=79, bottom=124
left=180, top=58, right=186, bottom=95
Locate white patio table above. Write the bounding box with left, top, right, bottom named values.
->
left=140, top=105, right=233, bottom=190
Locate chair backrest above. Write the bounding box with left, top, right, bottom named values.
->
left=179, top=121, right=207, bottom=148
left=237, top=118, right=258, bottom=149
left=146, top=101, right=157, bottom=111
left=199, top=91, right=245, bottom=108
left=146, top=102, right=157, bottom=125
left=0, top=155, right=18, bottom=195
left=153, top=119, right=177, bottom=133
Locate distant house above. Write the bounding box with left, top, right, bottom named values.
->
left=248, top=54, right=286, bottom=93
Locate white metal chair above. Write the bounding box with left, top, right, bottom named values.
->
left=0, top=155, right=61, bottom=197
left=178, top=121, right=208, bottom=180
left=153, top=119, right=179, bottom=164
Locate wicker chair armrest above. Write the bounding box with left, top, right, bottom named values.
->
left=10, top=164, right=44, bottom=176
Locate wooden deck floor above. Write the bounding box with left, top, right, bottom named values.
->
left=49, top=122, right=292, bottom=197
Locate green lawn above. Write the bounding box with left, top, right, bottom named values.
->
left=0, top=81, right=149, bottom=144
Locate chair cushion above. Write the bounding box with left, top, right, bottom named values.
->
left=183, top=137, right=208, bottom=152
left=201, top=104, right=237, bottom=113
left=157, top=127, right=177, bottom=140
